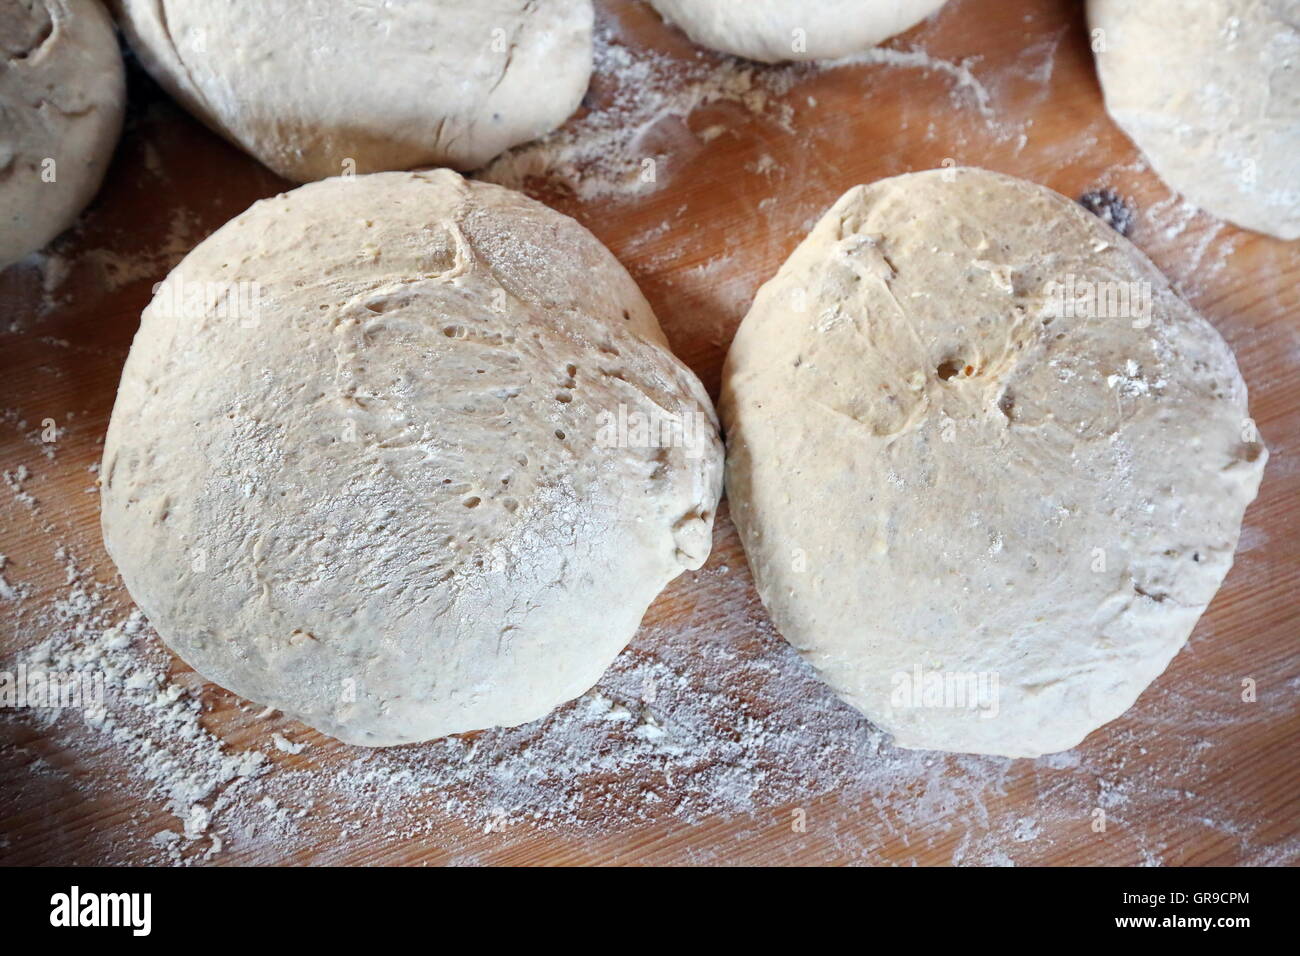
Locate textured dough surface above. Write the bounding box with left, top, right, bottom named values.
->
left=113, top=0, right=593, bottom=182
left=1090, top=0, right=1300, bottom=240
left=649, top=0, right=948, bottom=62
left=721, top=167, right=1266, bottom=758
left=0, top=0, right=125, bottom=267
left=101, top=169, right=722, bottom=746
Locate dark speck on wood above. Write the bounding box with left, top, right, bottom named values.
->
left=1078, top=189, right=1137, bottom=237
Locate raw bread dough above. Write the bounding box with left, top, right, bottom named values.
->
left=113, top=0, right=593, bottom=182
left=0, top=0, right=124, bottom=267
left=648, top=0, right=948, bottom=62
left=1090, top=0, right=1300, bottom=240
left=721, top=167, right=1266, bottom=758
left=101, top=169, right=722, bottom=746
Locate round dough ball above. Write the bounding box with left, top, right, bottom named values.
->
left=1090, top=0, right=1300, bottom=240
left=113, top=0, right=593, bottom=182
left=721, top=167, right=1266, bottom=758
left=1, top=0, right=125, bottom=267
left=101, top=169, right=722, bottom=746
left=648, top=0, right=948, bottom=63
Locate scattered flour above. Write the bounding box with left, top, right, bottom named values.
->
left=478, top=8, right=1016, bottom=202
left=0, top=523, right=1289, bottom=866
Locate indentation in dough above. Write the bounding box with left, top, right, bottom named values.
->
left=2, top=0, right=53, bottom=60
left=998, top=389, right=1017, bottom=421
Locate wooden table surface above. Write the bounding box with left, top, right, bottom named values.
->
left=1, top=0, right=1297, bottom=866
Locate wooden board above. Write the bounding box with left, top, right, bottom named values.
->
left=1, top=0, right=1297, bottom=866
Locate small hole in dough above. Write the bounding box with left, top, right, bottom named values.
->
left=936, top=360, right=962, bottom=381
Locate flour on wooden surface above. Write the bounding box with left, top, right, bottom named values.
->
left=1, top=525, right=1289, bottom=866
left=478, top=10, right=1018, bottom=202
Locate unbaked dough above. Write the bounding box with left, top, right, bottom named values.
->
left=721, top=167, right=1266, bottom=758
left=113, top=0, right=593, bottom=182
left=101, top=169, right=722, bottom=746
left=1, top=0, right=124, bottom=268
left=649, top=0, right=949, bottom=62
left=1090, top=0, right=1300, bottom=240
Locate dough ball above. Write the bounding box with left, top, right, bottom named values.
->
left=1090, top=0, right=1300, bottom=240
left=101, top=169, right=722, bottom=746
left=648, top=0, right=948, bottom=63
left=1, top=0, right=124, bottom=267
left=112, top=0, right=593, bottom=182
left=721, top=167, right=1266, bottom=758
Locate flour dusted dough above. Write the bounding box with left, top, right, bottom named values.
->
left=113, top=0, right=593, bottom=182
left=1090, top=0, right=1300, bottom=240
left=101, top=169, right=722, bottom=746
left=648, top=0, right=948, bottom=62
left=721, top=168, right=1266, bottom=758
left=1, top=0, right=124, bottom=267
